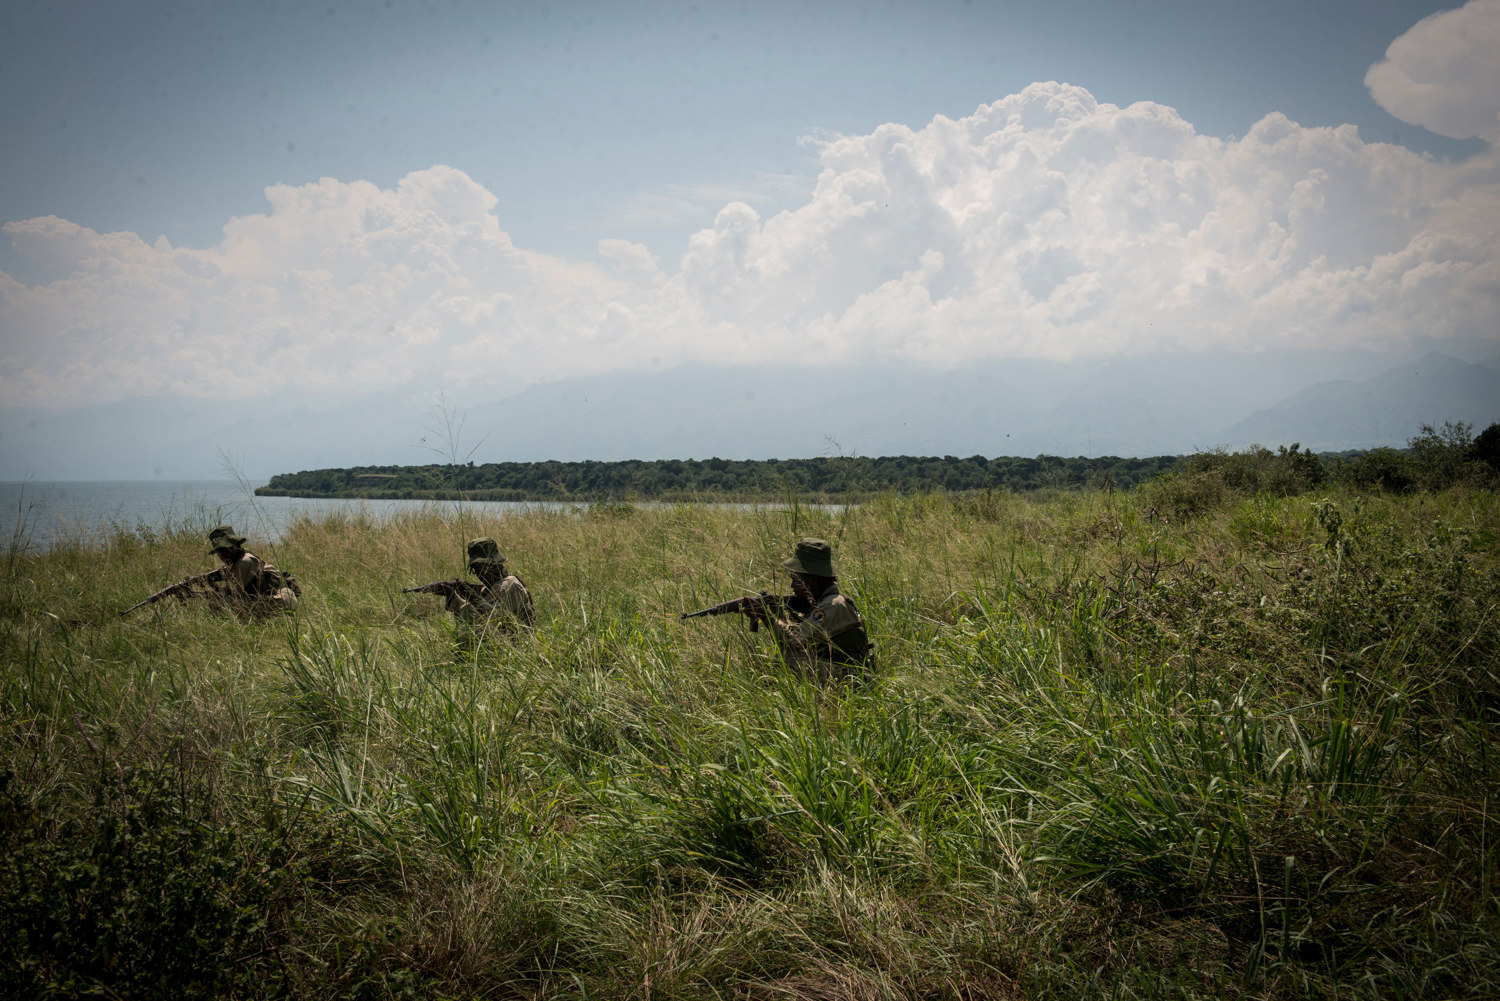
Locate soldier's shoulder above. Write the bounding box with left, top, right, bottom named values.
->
left=816, top=590, right=863, bottom=631
left=817, top=589, right=852, bottom=610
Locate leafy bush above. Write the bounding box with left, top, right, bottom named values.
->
left=0, top=761, right=291, bottom=999
left=1337, top=422, right=1500, bottom=492
left=1473, top=421, right=1500, bottom=474
left=1145, top=443, right=1325, bottom=519
left=1338, top=446, right=1417, bottom=492
left=1409, top=421, right=1487, bottom=489
left=1186, top=443, right=1325, bottom=493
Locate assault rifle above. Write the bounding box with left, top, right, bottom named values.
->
left=681, top=592, right=805, bottom=632
left=403, top=578, right=488, bottom=604
left=120, top=567, right=227, bottom=616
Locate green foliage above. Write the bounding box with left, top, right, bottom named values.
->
left=4, top=485, right=1499, bottom=997
left=1408, top=420, right=1496, bottom=489
left=258, top=453, right=1184, bottom=501
left=0, top=760, right=292, bottom=999
left=1143, top=443, right=1326, bottom=520
left=1337, top=445, right=1417, bottom=493
left=261, top=432, right=1500, bottom=506
left=1334, top=421, right=1500, bottom=493
left=1473, top=421, right=1500, bottom=473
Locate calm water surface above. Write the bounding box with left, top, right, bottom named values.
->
left=1, top=481, right=577, bottom=551
left=2, top=481, right=840, bottom=551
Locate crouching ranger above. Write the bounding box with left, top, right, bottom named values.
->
left=744, top=538, right=871, bottom=681
left=207, top=526, right=299, bottom=614
left=445, top=538, right=535, bottom=630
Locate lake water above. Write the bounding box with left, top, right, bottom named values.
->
left=1, top=481, right=843, bottom=552
left=0, top=480, right=580, bottom=552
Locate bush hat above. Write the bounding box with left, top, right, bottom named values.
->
left=466, top=537, right=505, bottom=570
left=207, top=526, right=247, bottom=554
left=782, top=537, right=835, bottom=577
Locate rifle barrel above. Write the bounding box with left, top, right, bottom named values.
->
left=119, top=571, right=210, bottom=615
left=403, top=580, right=479, bottom=598
left=680, top=596, right=764, bottom=631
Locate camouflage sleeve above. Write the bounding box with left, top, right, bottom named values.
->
left=495, top=577, right=535, bottom=626
left=229, top=553, right=264, bottom=594
left=814, top=596, right=863, bottom=640
left=446, top=589, right=496, bottom=622
left=769, top=596, right=860, bottom=656
left=769, top=610, right=824, bottom=656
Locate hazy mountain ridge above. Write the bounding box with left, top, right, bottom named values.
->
left=2, top=347, right=1495, bottom=480
left=1220, top=353, right=1500, bottom=451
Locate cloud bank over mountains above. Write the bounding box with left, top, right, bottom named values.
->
left=4, top=70, right=1499, bottom=411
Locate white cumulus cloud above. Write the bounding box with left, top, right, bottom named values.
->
left=1365, top=0, right=1500, bottom=141
left=1, top=167, right=679, bottom=407
left=673, top=84, right=1498, bottom=363
left=3, top=85, right=1498, bottom=410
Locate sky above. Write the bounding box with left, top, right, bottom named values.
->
left=1, top=0, right=1498, bottom=420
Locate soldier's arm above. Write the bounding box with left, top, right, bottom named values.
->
left=768, top=607, right=825, bottom=655
left=496, top=577, right=535, bottom=625
left=770, top=598, right=862, bottom=656
left=446, top=587, right=496, bottom=620
left=228, top=553, right=264, bottom=593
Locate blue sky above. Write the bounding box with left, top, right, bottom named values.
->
left=1, top=0, right=1497, bottom=418
left=0, top=0, right=1481, bottom=269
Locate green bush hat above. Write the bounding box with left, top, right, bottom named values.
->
left=207, top=526, right=247, bottom=554
left=783, top=537, right=835, bottom=577
left=466, top=537, right=505, bottom=570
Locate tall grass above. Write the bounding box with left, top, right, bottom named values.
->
left=2, top=488, right=1497, bottom=998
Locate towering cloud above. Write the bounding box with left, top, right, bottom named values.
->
left=4, top=84, right=1498, bottom=409
left=679, top=85, right=1498, bottom=365
left=1365, top=0, right=1500, bottom=142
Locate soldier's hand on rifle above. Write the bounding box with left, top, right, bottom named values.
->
left=741, top=595, right=766, bottom=623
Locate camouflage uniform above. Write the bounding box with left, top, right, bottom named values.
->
left=767, top=538, right=871, bottom=679
left=447, top=538, right=535, bottom=630
left=207, top=526, right=298, bottom=614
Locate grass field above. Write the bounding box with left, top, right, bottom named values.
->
left=3, top=484, right=1498, bottom=999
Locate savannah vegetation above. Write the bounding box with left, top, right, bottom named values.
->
left=3, top=425, right=1499, bottom=999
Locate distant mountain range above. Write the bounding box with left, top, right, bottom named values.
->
left=1221, top=351, right=1500, bottom=451
left=2, top=346, right=1496, bottom=481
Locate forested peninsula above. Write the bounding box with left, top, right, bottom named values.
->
left=255, top=454, right=1184, bottom=501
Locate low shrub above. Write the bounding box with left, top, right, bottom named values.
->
left=1144, top=443, right=1324, bottom=519
left=0, top=761, right=295, bottom=999
left=1335, top=422, right=1500, bottom=492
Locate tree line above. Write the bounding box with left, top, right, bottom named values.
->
left=256, top=453, right=1182, bottom=500
left=255, top=423, right=1499, bottom=502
